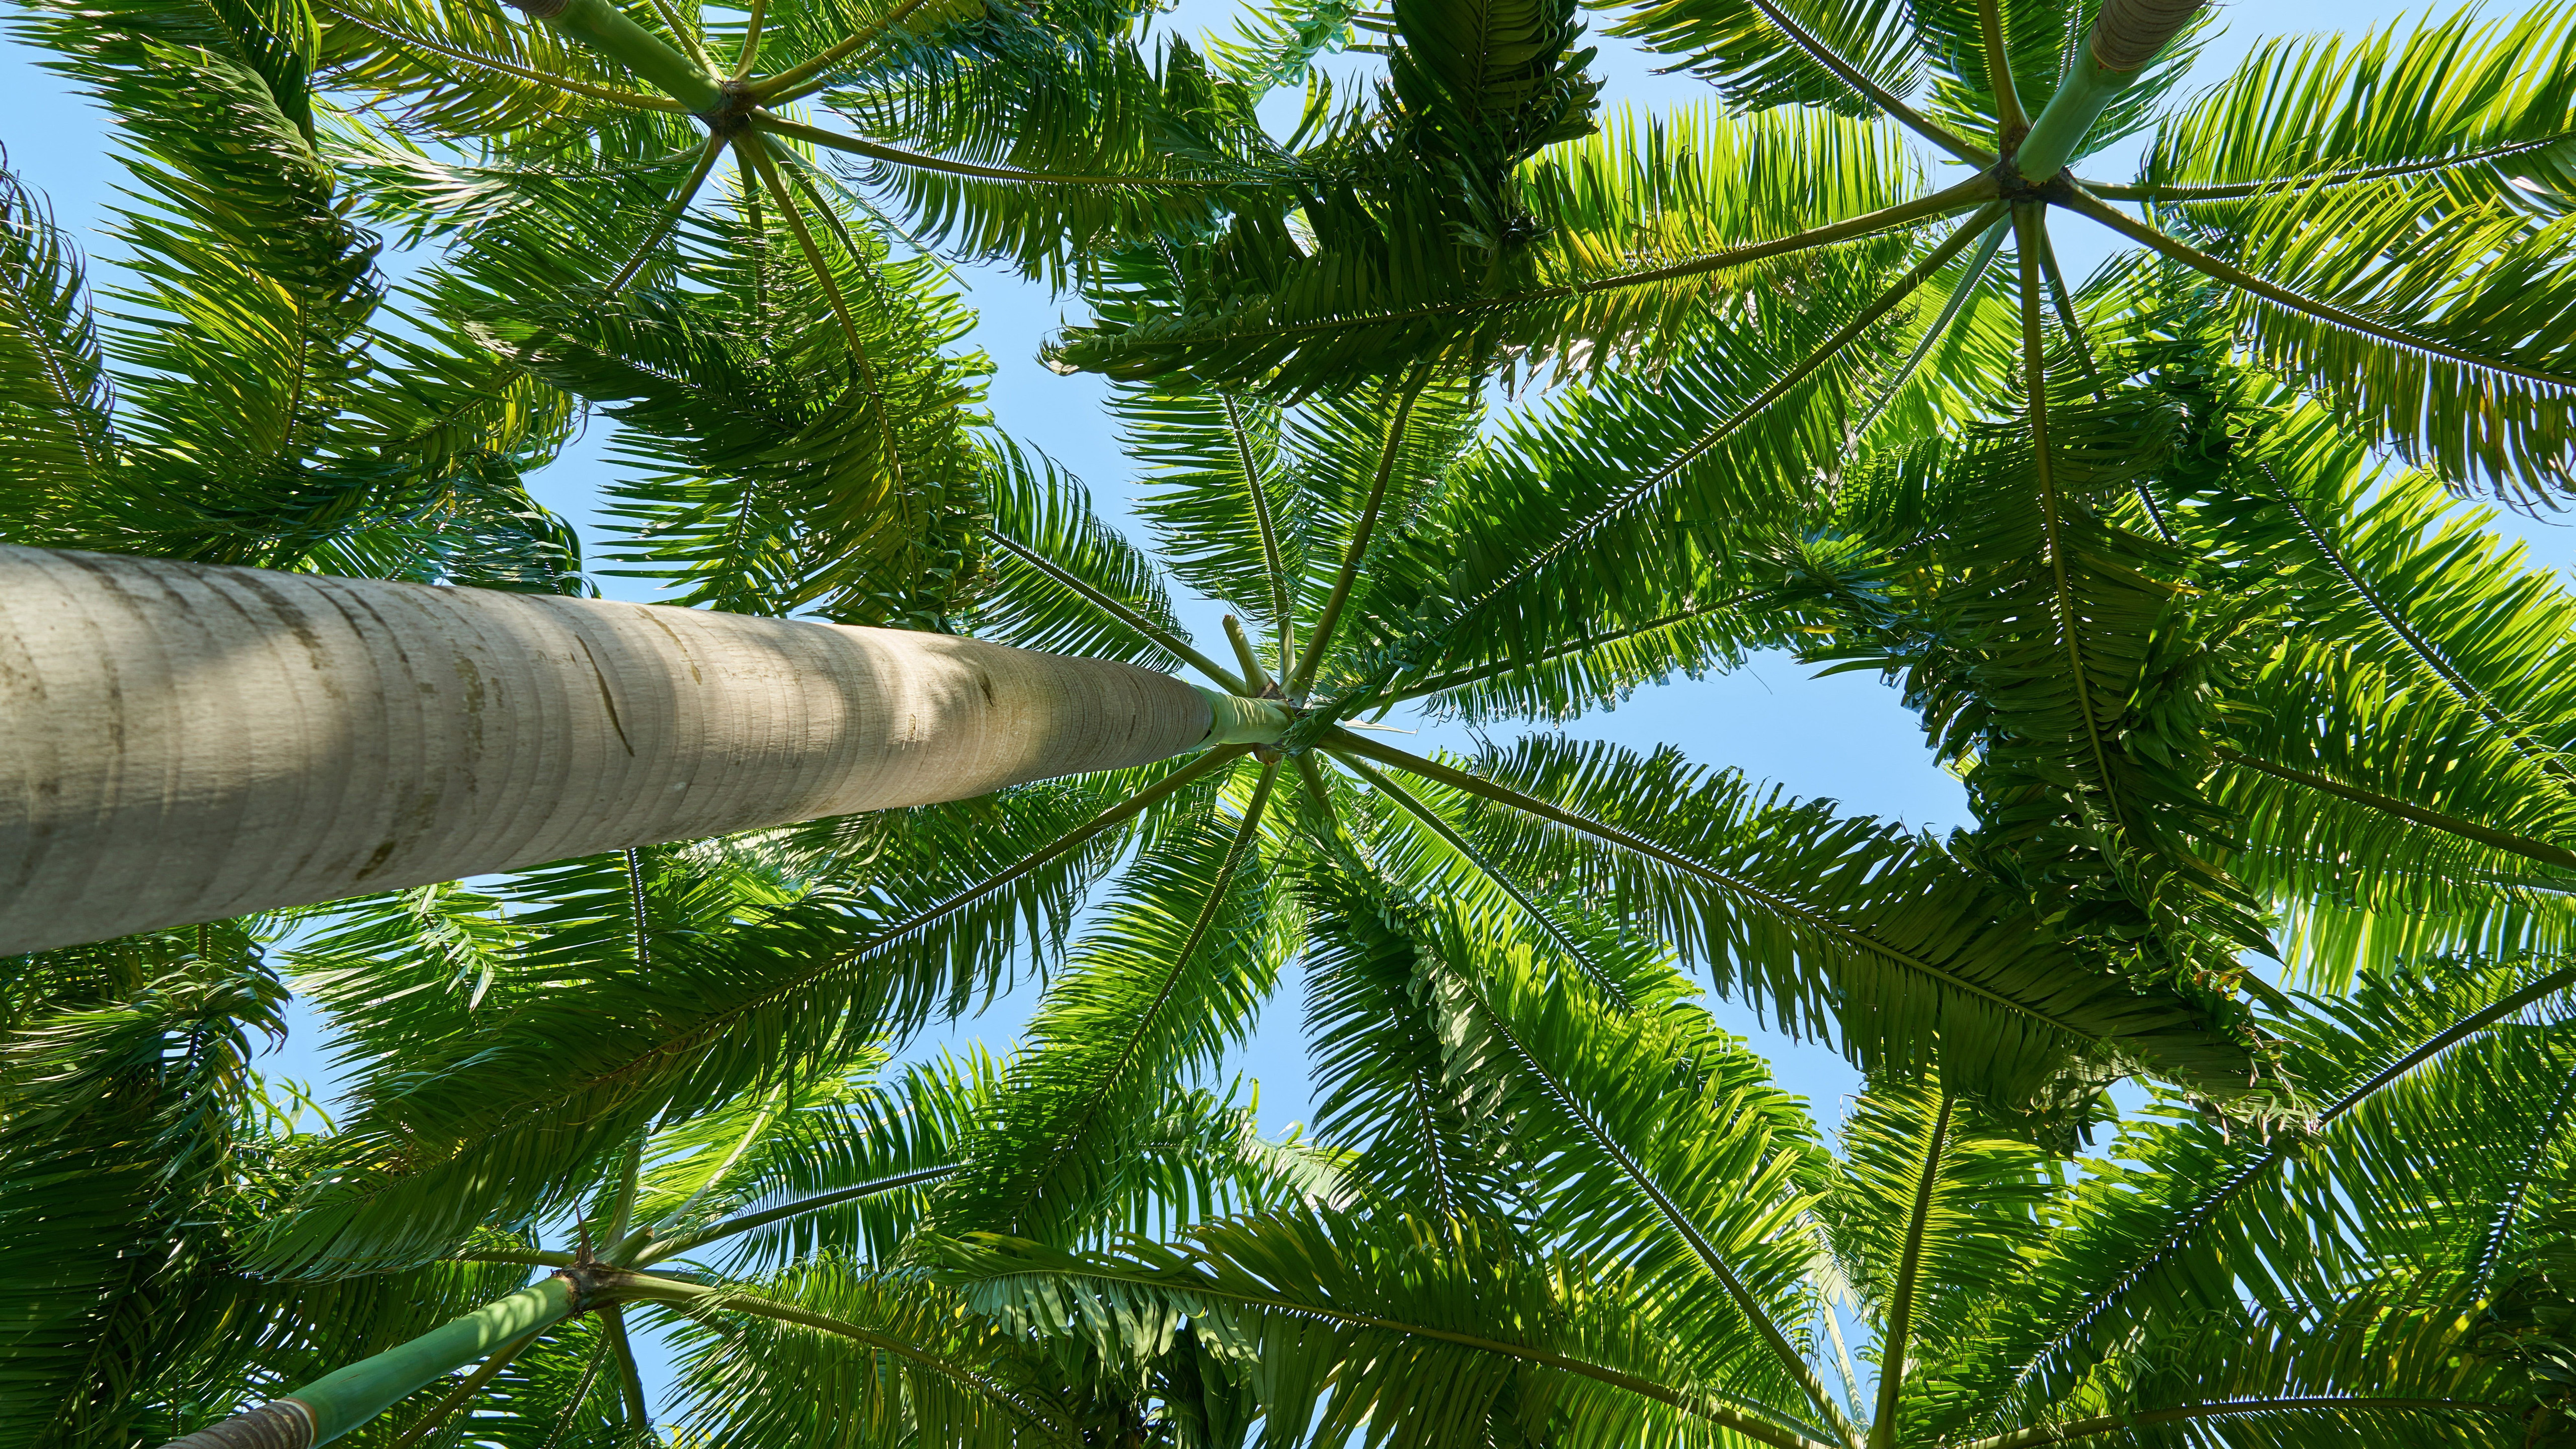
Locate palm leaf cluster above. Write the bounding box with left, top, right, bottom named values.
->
left=6, top=0, right=2576, bottom=1442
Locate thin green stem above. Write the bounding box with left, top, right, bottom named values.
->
left=641, top=0, right=713, bottom=68
left=1324, top=731, right=2105, bottom=1040
left=1220, top=389, right=1296, bottom=679
left=2212, top=747, right=2576, bottom=872
left=385, top=1328, right=542, bottom=1449
left=593, top=134, right=728, bottom=302
left=2085, top=133, right=2574, bottom=203
left=456, top=1248, right=579, bottom=1268
left=1223, top=615, right=1276, bottom=694
left=536, top=1333, right=611, bottom=1449
left=2470, top=1064, right=2576, bottom=1290
left=1979, top=0, right=2025, bottom=139
left=2057, top=186, right=2576, bottom=388
left=599, top=1304, right=652, bottom=1427
left=1844, top=215, right=2010, bottom=447
left=2037, top=215, right=2162, bottom=539
left=2037, top=223, right=2105, bottom=400
left=1291, top=368, right=1429, bottom=698
left=2016, top=203, right=2127, bottom=828
left=1868, top=1094, right=1954, bottom=1449
left=731, top=0, right=767, bottom=79
left=1572, top=176, right=1994, bottom=294
left=738, top=131, right=867, bottom=356
left=753, top=0, right=937, bottom=104
left=963, top=763, right=1278, bottom=1234
left=747, top=111, right=1228, bottom=188
left=1289, top=753, right=1349, bottom=846
left=637, top=1164, right=962, bottom=1265
left=634, top=1082, right=785, bottom=1255
left=604, top=1134, right=645, bottom=1248
left=404, top=749, right=1247, bottom=1201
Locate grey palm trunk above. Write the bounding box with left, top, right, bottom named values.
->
left=0, top=546, right=1284, bottom=954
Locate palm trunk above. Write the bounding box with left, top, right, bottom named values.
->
left=162, top=1278, right=580, bottom=1448
left=0, top=546, right=1260, bottom=954
left=2014, top=0, right=2202, bottom=180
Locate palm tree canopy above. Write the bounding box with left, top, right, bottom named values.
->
left=3, top=0, right=2576, bottom=1443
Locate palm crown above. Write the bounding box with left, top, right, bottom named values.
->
left=7, top=0, right=2576, bottom=1441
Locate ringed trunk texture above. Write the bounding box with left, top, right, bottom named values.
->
left=2086, top=0, right=2201, bottom=71
left=0, top=545, right=1214, bottom=954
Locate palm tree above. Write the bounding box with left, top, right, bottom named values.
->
left=1060, top=0, right=2576, bottom=502
left=107, top=302, right=2294, bottom=1445
left=0, top=882, right=1338, bottom=1447
left=957, top=944, right=2576, bottom=1448
left=8, top=0, right=2576, bottom=1442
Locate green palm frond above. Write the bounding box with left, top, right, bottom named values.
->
left=1409, top=899, right=1846, bottom=1435
left=1820, top=1084, right=2053, bottom=1440
left=1838, top=361, right=2275, bottom=981
left=0, top=160, right=111, bottom=533
left=811, top=33, right=1282, bottom=280
left=1354, top=284, right=1889, bottom=711
left=2128, top=5, right=2576, bottom=210
left=1600, top=0, right=1921, bottom=123
left=1298, top=876, right=1521, bottom=1220
left=666, top=1260, right=1072, bottom=1448
left=19, top=0, right=388, bottom=562
left=2175, top=402, right=2576, bottom=984
left=947, top=1212, right=1744, bottom=1449
left=0, top=934, right=286, bottom=1447
left=974, top=438, right=1204, bottom=671
left=316, top=0, right=686, bottom=135
left=1957, top=958, right=2576, bottom=1430
left=1119, top=373, right=1305, bottom=657
left=479, top=181, right=989, bottom=624
left=2158, top=176, right=2576, bottom=499
left=1391, top=735, right=2274, bottom=1129
left=928, top=764, right=1290, bottom=1243
left=1051, top=104, right=1925, bottom=390
left=261, top=775, right=1164, bottom=1274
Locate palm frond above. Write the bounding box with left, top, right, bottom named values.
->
left=1378, top=735, right=2276, bottom=1132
